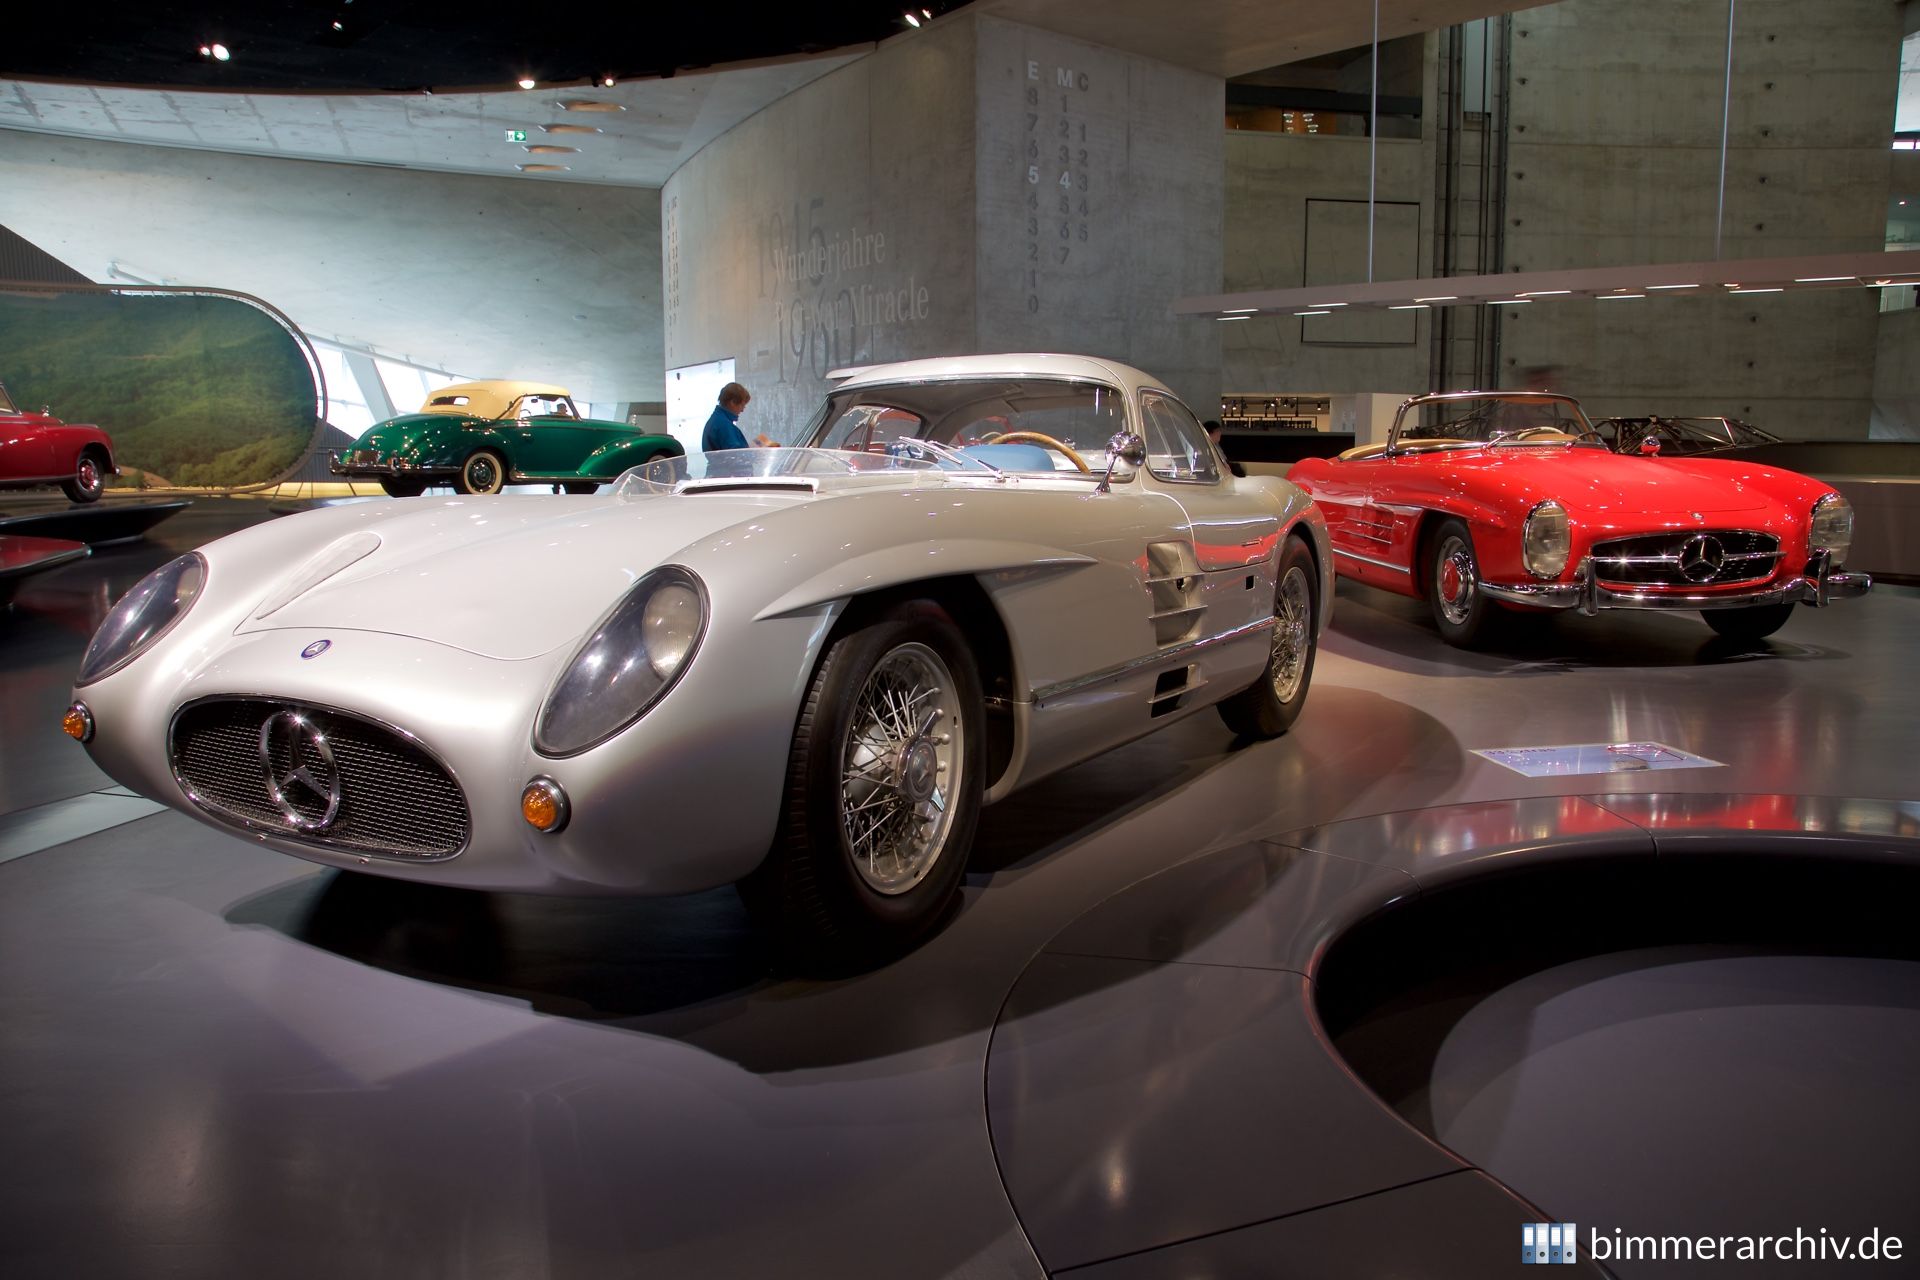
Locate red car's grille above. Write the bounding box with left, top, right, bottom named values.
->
left=1590, top=530, right=1781, bottom=588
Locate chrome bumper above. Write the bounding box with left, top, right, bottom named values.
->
left=1478, top=550, right=1871, bottom=615
left=327, top=451, right=446, bottom=478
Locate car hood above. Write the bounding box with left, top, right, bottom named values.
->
left=1443, top=448, right=1776, bottom=516
left=235, top=491, right=809, bottom=659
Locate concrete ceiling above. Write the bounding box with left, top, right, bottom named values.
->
left=975, top=0, right=1552, bottom=78
left=0, top=56, right=858, bottom=189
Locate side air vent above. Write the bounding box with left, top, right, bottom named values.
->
left=1145, top=540, right=1204, bottom=646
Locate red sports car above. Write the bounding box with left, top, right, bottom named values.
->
left=0, top=380, right=117, bottom=504
left=1289, top=390, right=1869, bottom=646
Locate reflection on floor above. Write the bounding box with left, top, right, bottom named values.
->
left=0, top=497, right=1916, bottom=1277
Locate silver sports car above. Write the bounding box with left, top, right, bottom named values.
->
left=64, top=354, right=1331, bottom=960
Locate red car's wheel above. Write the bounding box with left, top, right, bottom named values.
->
left=1427, top=518, right=1499, bottom=647
left=62, top=450, right=106, bottom=504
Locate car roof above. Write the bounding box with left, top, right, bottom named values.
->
left=418, top=380, right=572, bottom=418
left=830, top=353, right=1154, bottom=394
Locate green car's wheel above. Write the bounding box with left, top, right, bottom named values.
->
left=457, top=450, right=508, bottom=495
left=379, top=477, right=427, bottom=498
left=745, top=599, right=984, bottom=968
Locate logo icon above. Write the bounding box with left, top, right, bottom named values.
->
left=301, top=639, right=332, bottom=660
left=1678, top=534, right=1725, bottom=582
left=257, top=710, right=341, bottom=831
left=1523, top=1222, right=1578, bottom=1265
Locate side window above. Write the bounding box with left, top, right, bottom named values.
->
left=1139, top=391, right=1220, bottom=484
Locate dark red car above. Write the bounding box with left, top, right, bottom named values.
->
left=0, top=380, right=116, bottom=504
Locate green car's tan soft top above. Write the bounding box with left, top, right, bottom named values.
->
left=419, top=380, right=575, bottom=420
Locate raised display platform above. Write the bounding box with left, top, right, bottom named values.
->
left=0, top=499, right=190, bottom=547
left=0, top=534, right=89, bottom=605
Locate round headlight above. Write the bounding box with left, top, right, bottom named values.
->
left=1810, top=493, right=1853, bottom=567
left=535, top=566, right=708, bottom=757
left=1522, top=500, right=1571, bottom=580
left=76, top=553, right=206, bottom=686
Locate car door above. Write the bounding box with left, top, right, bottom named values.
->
left=0, top=405, right=58, bottom=480
left=1137, top=389, right=1278, bottom=637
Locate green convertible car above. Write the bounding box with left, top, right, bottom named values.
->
left=330, top=380, right=684, bottom=497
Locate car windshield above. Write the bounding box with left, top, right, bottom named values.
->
left=509, top=394, right=576, bottom=419
left=0, top=384, right=15, bottom=414
left=611, top=447, right=960, bottom=495
left=805, top=377, right=1127, bottom=475
left=1395, top=394, right=1600, bottom=448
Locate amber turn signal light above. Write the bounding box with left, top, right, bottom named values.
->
left=62, top=702, right=93, bottom=743
left=520, top=777, right=569, bottom=834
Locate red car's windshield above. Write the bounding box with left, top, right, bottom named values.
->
left=1396, top=394, right=1602, bottom=448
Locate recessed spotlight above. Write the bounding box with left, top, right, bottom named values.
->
left=518, top=77, right=537, bottom=90
left=541, top=123, right=602, bottom=135
left=517, top=163, right=571, bottom=173
left=905, top=12, right=921, bottom=27
left=332, top=20, right=343, bottom=30
left=211, top=43, right=231, bottom=61
left=198, top=44, right=211, bottom=56
left=524, top=145, right=578, bottom=155
left=602, top=76, right=616, bottom=87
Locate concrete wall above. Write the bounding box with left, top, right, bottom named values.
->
left=1871, top=306, right=1920, bottom=440
left=1498, top=0, right=1900, bottom=437
left=971, top=15, right=1223, bottom=411
left=0, top=131, right=663, bottom=404
left=662, top=20, right=979, bottom=439
left=662, top=13, right=1226, bottom=438
left=1221, top=33, right=1438, bottom=401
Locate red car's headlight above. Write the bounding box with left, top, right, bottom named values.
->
left=1523, top=501, right=1570, bottom=579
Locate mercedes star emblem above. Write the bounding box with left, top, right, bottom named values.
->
left=1678, top=534, right=1726, bottom=583
left=301, top=639, right=332, bottom=659
left=257, top=710, right=342, bottom=831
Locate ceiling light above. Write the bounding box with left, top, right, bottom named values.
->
left=211, top=43, right=231, bottom=61
left=602, top=76, right=616, bottom=87
left=905, top=12, right=921, bottom=26
left=556, top=100, right=626, bottom=112
left=524, top=145, right=578, bottom=155
left=1794, top=276, right=1853, bottom=283
left=518, top=77, right=537, bottom=90
left=1647, top=284, right=1698, bottom=290
left=541, top=124, right=602, bottom=135
left=1414, top=295, right=1457, bottom=303
left=923, top=7, right=933, bottom=15
left=517, top=163, right=571, bottom=173
left=1222, top=307, right=1257, bottom=314
left=1728, top=287, right=1783, bottom=294
left=1389, top=303, right=1429, bottom=310
left=1491, top=298, right=1530, bottom=304
left=1217, top=314, right=1250, bottom=321
left=1295, top=309, right=1331, bottom=316
left=1308, top=301, right=1348, bottom=308
left=332, top=20, right=343, bottom=30
left=1517, top=289, right=1570, bottom=297
left=1597, top=293, right=1646, bottom=300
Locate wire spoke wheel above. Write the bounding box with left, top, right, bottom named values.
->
left=838, top=642, right=963, bottom=895
left=1270, top=563, right=1313, bottom=703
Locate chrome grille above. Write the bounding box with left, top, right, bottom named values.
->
left=1590, top=530, right=1780, bottom=587
left=170, top=698, right=468, bottom=859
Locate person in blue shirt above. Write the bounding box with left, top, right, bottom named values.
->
left=701, top=382, right=774, bottom=450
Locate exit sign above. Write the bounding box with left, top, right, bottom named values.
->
left=504, top=129, right=528, bottom=143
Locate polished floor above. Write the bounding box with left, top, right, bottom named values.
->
left=2, top=497, right=1917, bottom=1278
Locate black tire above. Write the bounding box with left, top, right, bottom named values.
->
left=379, top=477, right=427, bottom=498
left=457, top=450, right=508, bottom=495
left=1702, top=603, right=1794, bottom=642
left=563, top=481, right=599, bottom=495
left=1426, top=517, right=1500, bottom=647
left=1218, top=535, right=1319, bottom=738
left=61, top=449, right=107, bottom=504
left=744, top=600, right=984, bottom=966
